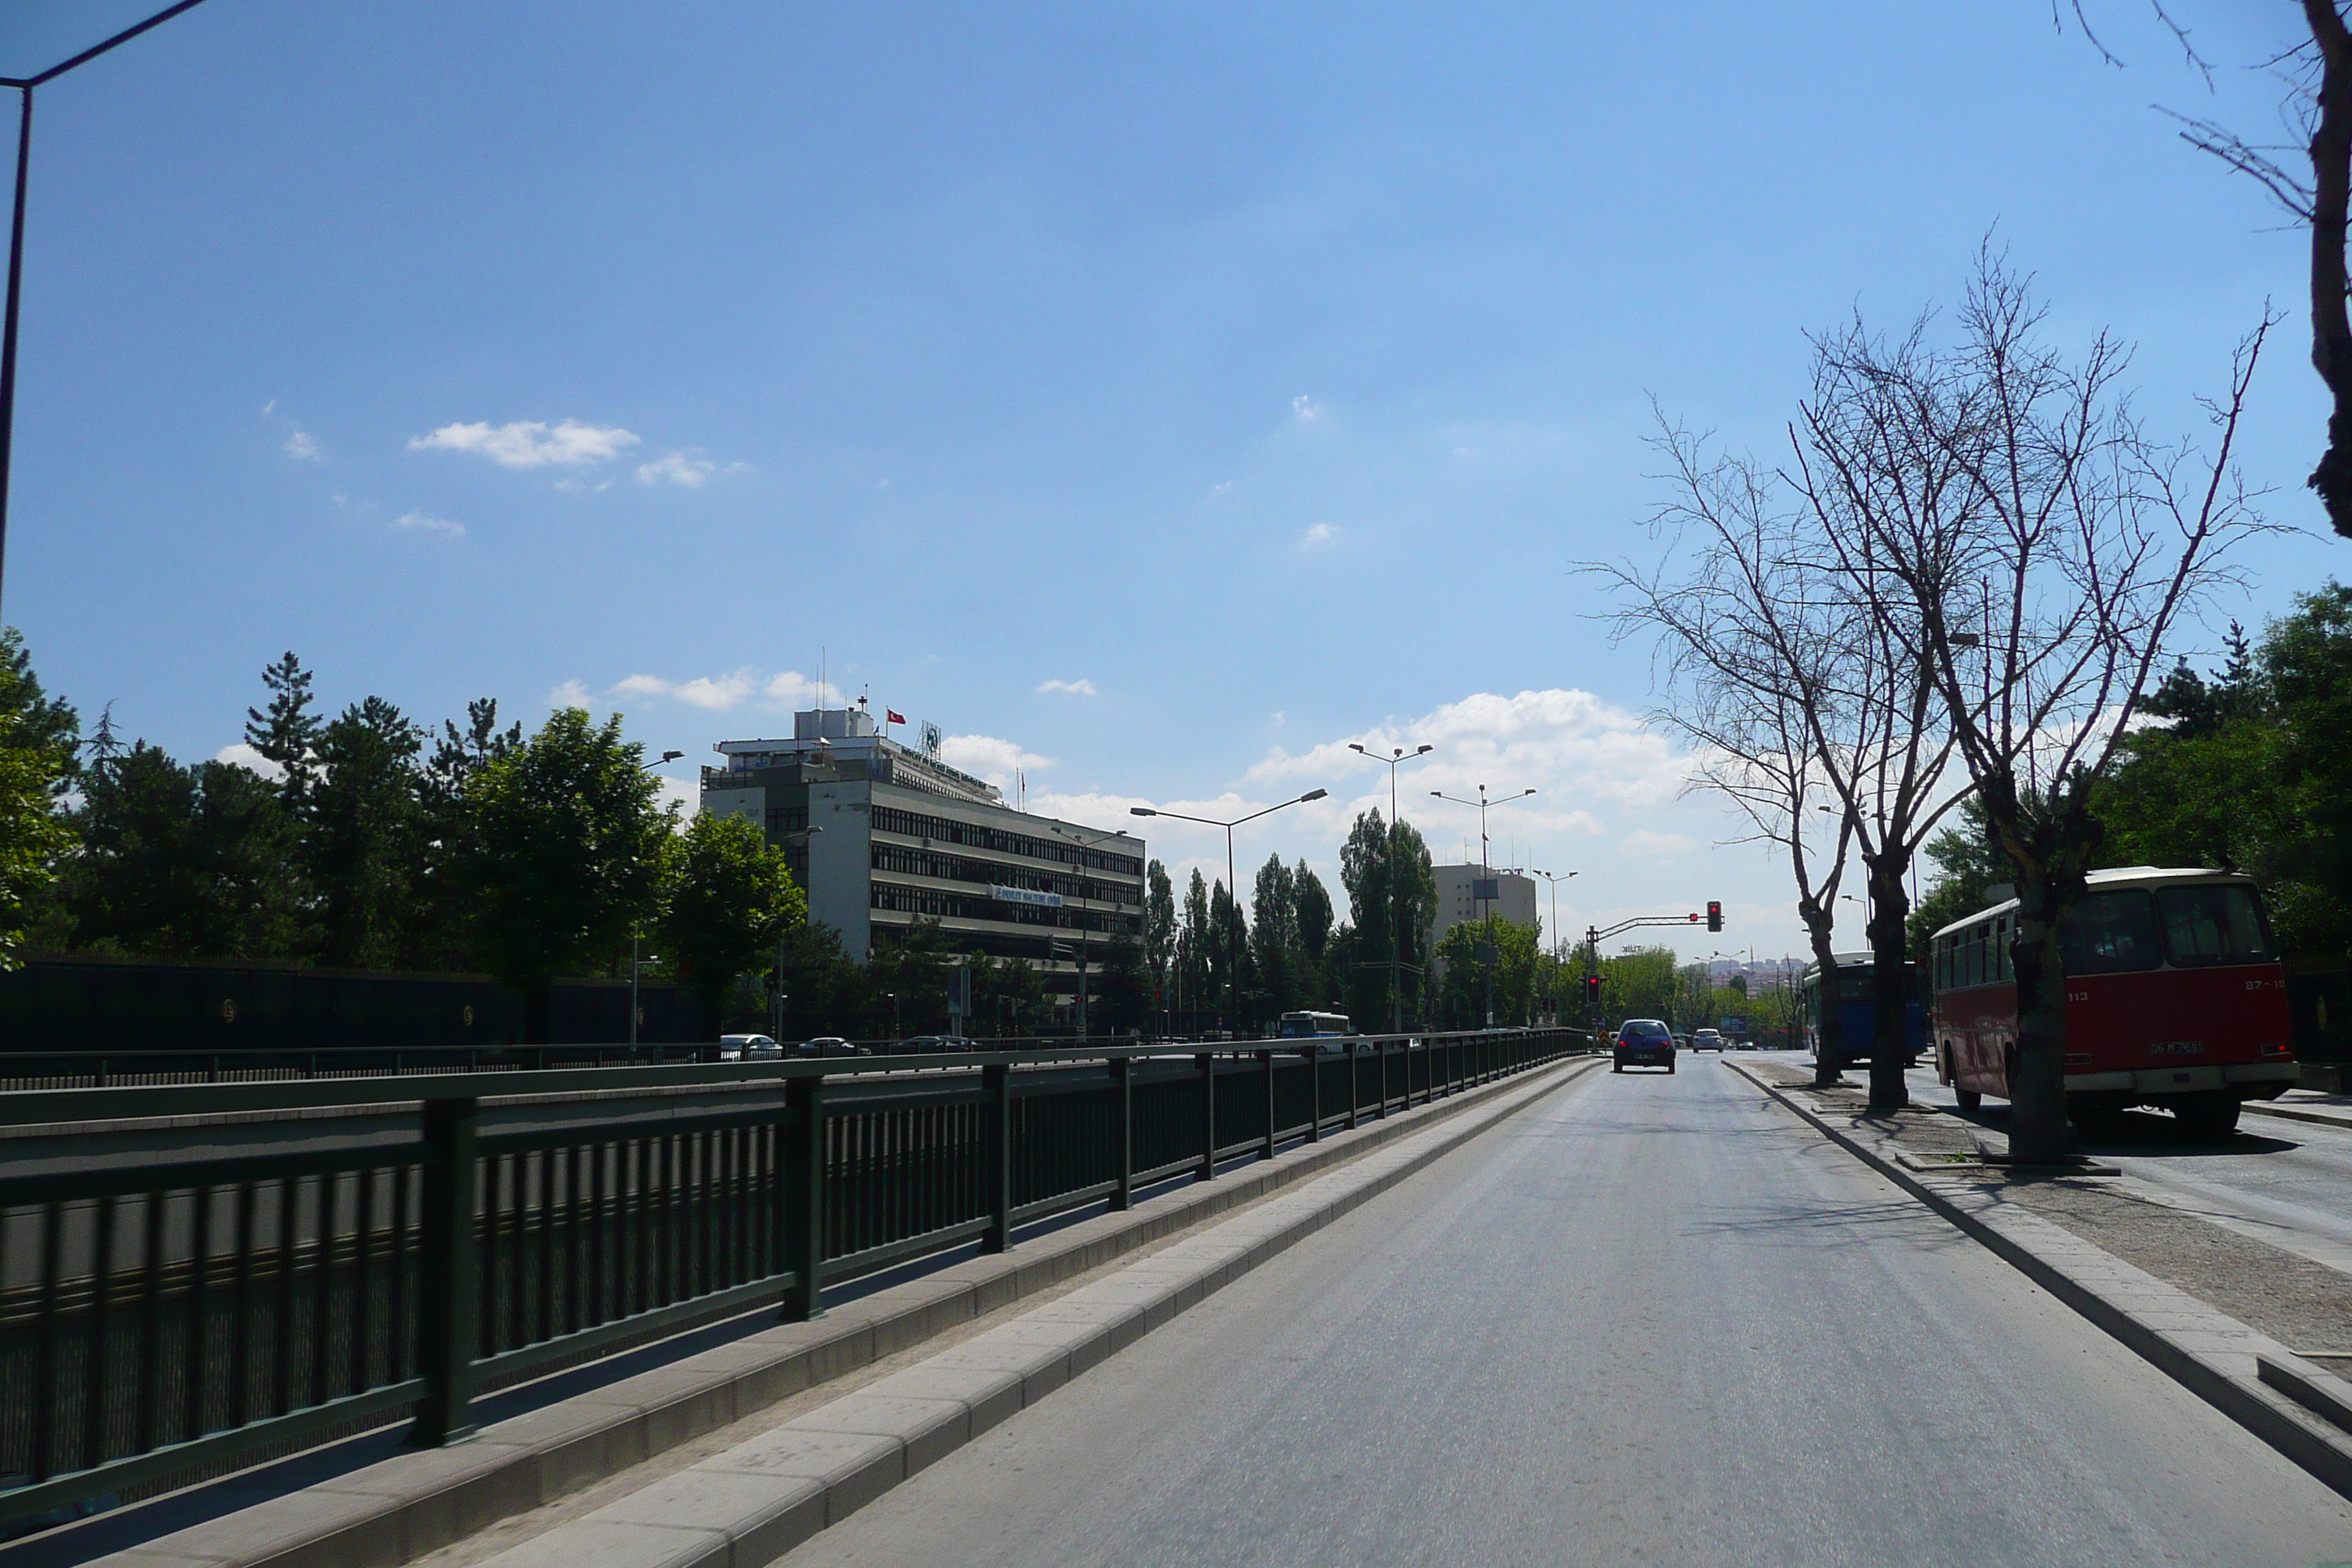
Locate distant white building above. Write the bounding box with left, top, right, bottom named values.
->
left=1428, top=864, right=1539, bottom=970
left=700, top=704, right=1145, bottom=1010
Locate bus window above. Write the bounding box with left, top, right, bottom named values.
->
left=2156, top=884, right=2274, bottom=968
left=1995, top=916, right=2011, bottom=982
left=2059, top=890, right=2160, bottom=975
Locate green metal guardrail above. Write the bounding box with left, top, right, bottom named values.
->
left=0, top=1028, right=1591, bottom=1532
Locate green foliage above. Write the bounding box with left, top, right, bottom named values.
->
left=1144, top=859, right=1175, bottom=1021
left=59, top=744, right=304, bottom=959
left=0, top=630, right=78, bottom=962
left=1435, top=914, right=1540, bottom=1027
left=660, top=810, right=807, bottom=1025
left=1337, top=810, right=1437, bottom=1028
left=464, top=709, right=674, bottom=1008
left=308, top=696, right=426, bottom=968
left=244, top=651, right=323, bottom=804
left=1907, top=796, right=2007, bottom=958
left=2092, top=584, right=2352, bottom=962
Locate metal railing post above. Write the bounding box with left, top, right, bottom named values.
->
left=410, top=1096, right=479, bottom=1447
left=981, top=1062, right=1012, bottom=1251
left=1305, top=1048, right=1321, bottom=1142
left=1110, top=1056, right=1134, bottom=1211
left=1195, top=1052, right=1215, bottom=1180
left=1377, top=1039, right=1390, bottom=1118
left=1257, top=1049, right=1276, bottom=1159
left=1345, top=1044, right=1360, bottom=1131
left=783, top=1075, right=825, bottom=1321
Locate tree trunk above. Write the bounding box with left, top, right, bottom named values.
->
left=2304, top=0, right=2352, bottom=538
left=1803, top=909, right=1844, bottom=1090
left=2008, top=880, right=2079, bottom=1162
left=1866, top=861, right=1912, bottom=1112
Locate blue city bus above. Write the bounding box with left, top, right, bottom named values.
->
left=1800, top=953, right=1924, bottom=1069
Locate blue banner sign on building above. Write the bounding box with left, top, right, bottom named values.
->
left=992, top=885, right=1063, bottom=908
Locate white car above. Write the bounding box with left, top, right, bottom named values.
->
left=718, top=1033, right=782, bottom=1061
left=1692, top=1029, right=1726, bottom=1052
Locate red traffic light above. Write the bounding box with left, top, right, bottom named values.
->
left=1707, top=899, right=1724, bottom=933
left=1686, top=913, right=1698, bottom=922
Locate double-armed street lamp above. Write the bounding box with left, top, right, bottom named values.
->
left=1, top=0, right=215, bottom=619
left=1130, top=788, right=1328, bottom=1039
left=1347, top=742, right=1433, bottom=1033
left=1428, top=784, right=1536, bottom=1026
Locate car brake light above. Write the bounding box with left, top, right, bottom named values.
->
left=2063, top=1053, right=2092, bottom=1067
left=2260, top=1041, right=2292, bottom=1057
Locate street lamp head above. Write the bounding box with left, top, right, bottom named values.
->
left=1129, top=806, right=1156, bottom=818
left=1348, top=742, right=1367, bottom=755
left=1299, top=788, right=1327, bottom=803
left=1415, top=745, right=1433, bottom=755
left=656, top=750, right=684, bottom=765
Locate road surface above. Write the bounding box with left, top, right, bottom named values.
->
left=777, top=1055, right=2351, bottom=1566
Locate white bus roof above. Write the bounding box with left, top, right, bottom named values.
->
left=1926, top=867, right=2255, bottom=944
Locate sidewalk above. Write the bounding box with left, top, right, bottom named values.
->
left=2244, top=1088, right=2352, bottom=1134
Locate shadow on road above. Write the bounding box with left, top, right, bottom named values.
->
left=1932, top=1100, right=2301, bottom=1159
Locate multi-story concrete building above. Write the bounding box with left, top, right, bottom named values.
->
left=699, top=706, right=1145, bottom=1007
left=1428, top=864, right=1539, bottom=966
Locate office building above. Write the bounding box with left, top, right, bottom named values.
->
left=700, top=706, right=1146, bottom=1007
left=1428, top=864, right=1539, bottom=970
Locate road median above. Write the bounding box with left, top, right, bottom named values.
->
left=67, top=1052, right=1601, bottom=1568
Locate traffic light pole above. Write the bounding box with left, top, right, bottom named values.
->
left=1581, top=904, right=1725, bottom=1039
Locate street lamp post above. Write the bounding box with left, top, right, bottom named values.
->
left=1523, top=868, right=1578, bottom=1022
left=1346, top=743, right=1433, bottom=1033
left=1050, top=823, right=1136, bottom=1040
left=1130, top=788, right=1327, bottom=1039
left=1, top=0, right=214, bottom=619
left=1428, top=785, right=1536, bottom=1026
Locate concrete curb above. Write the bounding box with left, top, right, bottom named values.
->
left=80, top=1055, right=1601, bottom=1568
left=448, top=1053, right=1599, bottom=1568
left=1722, top=1058, right=2352, bottom=1503
left=2244, top=1099, right=2352, bottom=1134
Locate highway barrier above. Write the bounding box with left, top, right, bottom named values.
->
left=0, top=1028, right=1587, bottom=1534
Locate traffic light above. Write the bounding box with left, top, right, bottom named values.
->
left=1707, top=900, right=1723, bottom=933
left=1583, top=974, right=1602, bottom=1005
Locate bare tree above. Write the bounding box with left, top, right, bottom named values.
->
left=1600, top=425, right=1861, bottom=1093
left=2059, top=2, right=2352, bottom=538
left=1802, top=251, right=2274, bottom=1160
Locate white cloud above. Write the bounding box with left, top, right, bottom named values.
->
left=1210, top=481, right=1233, bottom=499
left=392, top=510, right=467, bottom=538
left=614, top=668, right=757, bottom=710
left=1623, top=829, right=1698, bottom=857
left=214, top=742, right=285, bottom=781
left=1036, top=678, right=1097, bottom=696
left=260, top=399, right=276, bottom=417
left=762, top=671, right=841, bottom=708
left=549, top=679, right=595, bottom=711
left=283, top=429, right=321, bottom=461
left=1298, top=522, right=1341, bottom=549
left=1292, top=395, right=1323, bottom=423
left=410, top=419, right=639, bottom=468
left=636, top=451, right=744, bottom=488
left=584, top=668, right=843, bottom=714
left=940, top=734, right=1055, bottom=785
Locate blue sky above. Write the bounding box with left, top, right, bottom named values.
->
left=4, top=1, right=2342, bottom=959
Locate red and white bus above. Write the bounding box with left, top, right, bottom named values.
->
left=1930, top=867, right=2297, bottom=1135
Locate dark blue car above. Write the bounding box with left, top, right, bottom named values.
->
left=1613, top=1018, right=1676, bottom=1074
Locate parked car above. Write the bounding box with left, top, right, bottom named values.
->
left=894, top=1035, right=981, bottom=1055
left=794, top=1036, right=867, bottom=1058
left=1613, top=1019, right=1676, bottom=1074
left=1691, top=1028, right=1725, bottom=1052
left=717, top=1033, right=781, bottom=1061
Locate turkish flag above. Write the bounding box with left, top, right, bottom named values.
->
left=886, top=709, right=906, bottom=725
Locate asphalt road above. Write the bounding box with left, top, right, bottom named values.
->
left=1898, top=1059, right=2352, bottom=1277
left=778, top=1055, right=2351, bottom=1567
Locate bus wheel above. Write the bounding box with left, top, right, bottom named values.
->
left=1954, top=1087, right=1982, bottom=1112
left=2174, top=1093, right=2241, bottom=1138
